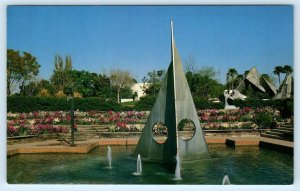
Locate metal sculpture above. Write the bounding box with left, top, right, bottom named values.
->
left=134, top=21, right=209, bottom=164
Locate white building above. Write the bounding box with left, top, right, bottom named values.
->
left=120, top=83, right=150, bottom=103
left=131, top=82, right=150, bottom=101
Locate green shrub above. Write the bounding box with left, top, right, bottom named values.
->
left=232, top=98, right=293, bottom=118
left=134, top=96, right=156, bottom=111
left=276, top=98, right=294, bottom=119
left=121, top=101, right=138, bottom=111
left=254, top=112, right=273, bottom=128
left=134, top=96, right=224, bottom=111
left=193, top=98, right=223, bottom=110
left=239, top=114, right=252, bottom=122
left=7, top=96, right=121, bottom=112
left=240, top=123, right=253, bottom=129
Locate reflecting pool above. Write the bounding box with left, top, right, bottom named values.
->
left=7, top=144, right=293, bottom=184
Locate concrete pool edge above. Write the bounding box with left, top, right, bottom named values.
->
left=7, top=136, right=293, bottom=157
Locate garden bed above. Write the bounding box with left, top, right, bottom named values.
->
left=6, top=108, right=280, bottom=138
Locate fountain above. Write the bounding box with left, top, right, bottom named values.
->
left=222, top=175, right=231, bottom=185
left=134, top=20, right=209, bottom=165
left=107, top=145, right=112, bottom=169
left=173, top=153, right=182, bottom=181
left=133, top=154, right=142, bottom=176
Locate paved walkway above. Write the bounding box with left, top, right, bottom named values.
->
left=260, top=137, right=294, bottom=147
left=7, top=135, right=294, bottom=156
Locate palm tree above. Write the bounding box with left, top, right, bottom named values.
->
left=283, top=65, right=293, bottom=75
left=260, top=73, right=272, bottom=84
left=260, top=73, right=270, bottom=80
left=226, top=68, right=238, bottom=90
left=273, top=66, right=283, bottom=85
left=244, top=70, right=249, bottom=77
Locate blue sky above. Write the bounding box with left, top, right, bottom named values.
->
left=7, top=5, right=293, bottom=84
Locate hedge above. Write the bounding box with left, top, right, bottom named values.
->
left=134, top=96, right=156, bottom=111
left=135, top=96, right=293, bottom=118
left=232, top=98, right=294, bottom=118
left=7, top=96, right=294, bottom=119
left=7, top=96, right=122, bottom=112
left=193, top=98, right=224, bottom=110
left=134, top=96, right=224, bottom=111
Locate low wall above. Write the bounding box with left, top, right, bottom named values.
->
left=204, top=129, right=261, bottom=137
left=259, top=141, right=293, bottom=154
left=99, top=132, right=142, bottom=138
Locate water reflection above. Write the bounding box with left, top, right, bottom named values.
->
left=7, top=145, right=293, bottom=184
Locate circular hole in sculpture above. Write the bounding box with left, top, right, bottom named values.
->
left=152, top=122, right=168, bottom=144
left=178, top=119, right=196, bottom=141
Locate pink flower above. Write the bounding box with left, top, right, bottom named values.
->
left=209, top=110, right=218, bottom=116
left=7, top=125, right=18, bottom=136
left=201, top=114, right=209, bottom=122
left=116, top=121, right=127, bottom=130
left=33, top=111, right=40, bottom=118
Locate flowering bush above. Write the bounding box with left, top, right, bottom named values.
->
left=7, top=110, right=147, bottom=136
left=7, top=110, right=147, bottom=126
left=6, top=123, right=69, bottom=137
left=7, top=124, right=18, bottom=136
left=31, top=124, right=69, bottom=134
left=7, top=107, right=280, bottom=136
left=109, top=122, right=142, bottom=132
left=197, top=107, right=279, bottom=123
left=202, top=122, right=257, bottom=130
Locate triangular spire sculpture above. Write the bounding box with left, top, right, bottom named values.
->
left=236, top=67, right=266, bottom=93
left=261, top=76, right=277, bottom=96
left=134, top=21, right=209, bottom=164
left=273, top=73, right=293, bottom=99
left=235, top=67, right=279, bottom=98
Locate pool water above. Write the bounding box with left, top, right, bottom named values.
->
left=7, top=144, right=293, bottom=184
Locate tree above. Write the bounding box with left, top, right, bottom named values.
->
left=273, top=66, right=284, bottom=85
left=64, top=55, right=73, bottom=87
left=141, top=70, right=165, bottom=96
left=282, top=65, right=293, bottom=75
left=69, top=70, right=111, bottom=98
left=19, top=52, right=40, bottom=94
left=198, top=66, right=216, bottom=79
left=145, top=70, right=165, bottom=84
left=234, top=74, right=244, bottom=87
left=109, top=69, right=135, bottom=103
left=25, top=79, right=56, bottom=97
left=71, top=70, right=96, bottom=97
left=38, top=79, right=56, bottom=95
left=7, top=49, right=21, bottom=95
left=184, top=56, right=198, bottom=74
left=50, top=54, right=73, bottom=92
left=92, top=73, right=111, bottom=98
left=226, top=68, right=238, bottom=90
left=37, top=88, right=51, bottom=97
left=186, top=69, right=224, bottom=100
left=7, top=49, right=40, bottom=96
left=23, top=78, right=39, bottom=96
left=65, top=56, right=72, bottom=72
